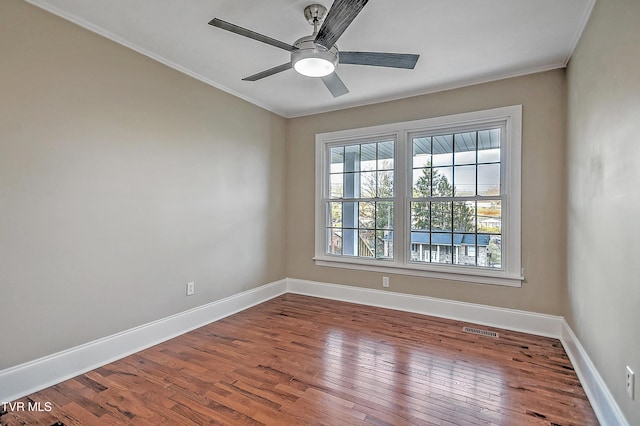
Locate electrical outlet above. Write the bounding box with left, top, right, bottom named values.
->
left=626, top=366, right=635, bottom=399
left=186, top=282, right=195, bottom=296
left=382, top=276, right=389, bottom=288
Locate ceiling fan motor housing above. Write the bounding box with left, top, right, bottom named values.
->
left=291, top=35, right=339, bottom=78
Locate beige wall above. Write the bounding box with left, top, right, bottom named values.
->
left=566, top=0, right=640, bottom=422
left=0, top=0, right=287, bottom=370
left=287, top=70, right=567, bottom=315
left=6, top=2, right=636, bottom=422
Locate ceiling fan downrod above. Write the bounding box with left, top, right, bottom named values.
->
left=304, top=4, right=328, bottom=35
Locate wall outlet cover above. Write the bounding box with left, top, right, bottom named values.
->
left=186, top=282, right=195, bottom=296
left=626, top=366, right=635, bottom=400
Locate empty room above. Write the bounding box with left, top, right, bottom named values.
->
left=1, top=0, right=638, bottom=424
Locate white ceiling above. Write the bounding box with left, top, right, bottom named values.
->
left=26, top=0, right=595, bottom=118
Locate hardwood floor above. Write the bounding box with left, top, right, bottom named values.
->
left=1, top=294, right=598, bottom=425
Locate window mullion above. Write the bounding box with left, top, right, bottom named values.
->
left=392, top=131, right=406, bottom=267
left=475, top=131, right=479, bottom=266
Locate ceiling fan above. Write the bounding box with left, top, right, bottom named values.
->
left=208, top=0, right=420, bottom=98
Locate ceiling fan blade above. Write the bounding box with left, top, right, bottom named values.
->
left=209, top=18, right=296, bottom=52
left=315, top=0, right=369, bottom=50
left=242, top=63, right=292, bottom=81
left=339, top=52, right=420, bottom=69
left=321, top=73, right=349, bottom=98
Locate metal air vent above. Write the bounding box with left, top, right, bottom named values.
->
left=463, top=326, right=499, bottom=338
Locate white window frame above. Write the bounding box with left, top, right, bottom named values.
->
left=314, top=105, right=523, bottom=287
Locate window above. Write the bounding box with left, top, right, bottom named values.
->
left=315, top=106, right=522, bottom=286
left=409, top=129, right=502, bottom=269
left=327, top=140, right=395, bottom=259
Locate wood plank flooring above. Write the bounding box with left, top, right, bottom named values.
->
left=1, top=294, right=598, bottom=425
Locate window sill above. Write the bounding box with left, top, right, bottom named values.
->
left=313, top=256, right=523, bottom=287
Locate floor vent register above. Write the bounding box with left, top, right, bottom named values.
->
left=462, top=326, right=499, bottom=338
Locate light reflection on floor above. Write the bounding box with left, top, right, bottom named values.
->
left=321, top=325, right=509, bottom=423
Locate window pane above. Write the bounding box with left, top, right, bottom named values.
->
left=361, top=143, right=377, bottom=171
left=454, top=165, right=476, bottom=196
left=432, top=135, right=453, bottom=166
left=431, top=202, right=452, bottom=231
left=378, top=141, right=394, bottom=170
left=330, top=174, right=343, bottom=198
left=478, top=129, right=501, bottom=163
left=478, top=163, right=500, bottom=196
left=478, top=200, right=501, bottom=234
left=410, top=232, right=430, bottom=262
left=328, top=202, right=342, bottom=227
left=431, top=233, right=452, bottom=264
left=454, top=201, right=476, bottom=232
left=432, top=167, right=453, bottom=196
left=412, top=247, right=430, bottom=262
left=477, top=235, right=502, bottom=268
left=452, top=244, right=462, bottom=266
left=376, top=201, right=393, bottom=230
left=411, top=202, right=430, bottom=230
left=359, top=230, right=375, bottom=257
left=344, top=145, right=360, bottom=172
left=359, top=202, right=375, bottom=229
left=413, top=137, right=431, bottom=168
left=455, top=235, right=477, bottom=266
left=327, top=228, right=342, bottom=255
left=342, top=228, right=358, bottom=256
left=455, top=132, right=476, bottom=165
left=344, top=172, right=359, bottom=198
left=342, top=202, right=358, bottom=229
left=413, top=168, right=431, bottom=197
left=360, top=171, right=377, bottom=198
left=376, top=230, right=393, bottom=258
left=377, top=171, right=394, bottom=197
left=478, top=148, right=500, bottom=164
left=455, top=150, right=476, bottom=166
left=330, top=146, right=344, bottom=173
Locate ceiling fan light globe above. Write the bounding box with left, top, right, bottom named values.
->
left=294, top=57, right=335, bottom=77
left=291, top=36, right=339, bottom=78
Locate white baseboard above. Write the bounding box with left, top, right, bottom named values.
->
left=1, top=277, right=627, bottom=426
left=286, top=278, right=563, bottom=337
left=0, top=279, right=287, bottom=403
left=560, top=320, right=629, bottom=426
